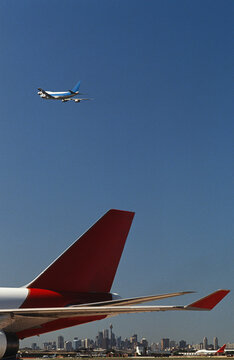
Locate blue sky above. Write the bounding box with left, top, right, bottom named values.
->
left=0, top=0, right=233, bottom=347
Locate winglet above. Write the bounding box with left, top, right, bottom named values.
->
left=186, top=289, right=230, bottom=310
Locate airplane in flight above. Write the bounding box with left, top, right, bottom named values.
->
left=37, top=81, right=91, bottom=103
left=195, top=344, right=226, bottom=355
left=0, top=209, right=230, bottom=360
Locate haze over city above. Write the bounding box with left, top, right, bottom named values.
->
left=0, top=0, right=233, bottom=349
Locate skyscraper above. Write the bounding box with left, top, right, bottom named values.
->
left=161, top=338, right=170, bottom=351
left=103, top=329, right=109, bottom=339
left=179, top=340, right=186, bottom=349
left=116, top=336, right=122, bottom=349
left=103, top=329, right=109, bottom=349
left=97, top=331, right=103, bottom=348
left=65, top=341, right=73, bottom=351
left=141, top=338, right=148, bottom=349
left=73, top=337, right=79, bottom=351
left=203, top=337, right=208, bottom=350
left=130, top=334, right=138, bottom=344
left=58, top=336, right=64, bottom=350
left=84, top=339, right=90, bottom=349
left=213, top=337, right=218, bottom=350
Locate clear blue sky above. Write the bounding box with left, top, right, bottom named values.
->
left=0, top=0, right=233, bottom=347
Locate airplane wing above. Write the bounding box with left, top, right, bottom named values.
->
left=72, top=98, right=92, bottom=102
left=0, top=290, right=229, bottom=335
left=38, top=88, right=55, bottom=99
left=62, top=98, right=92, bottom=103
left=80, top=291, right=195, bottom=307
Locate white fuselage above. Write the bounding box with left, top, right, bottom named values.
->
left=0, top=288, right=28, bottom=309
left=196, top=350, right=221, bottom=355
left=38, top=90, right=79, bottom=100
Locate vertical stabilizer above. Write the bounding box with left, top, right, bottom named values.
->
left=217, top=344, right=226, bottom=353
left=26, top=210, right=134, bottom=293
left=71, top=81, right=81, bottom=93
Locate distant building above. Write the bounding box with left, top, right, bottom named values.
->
left=213, top=337, right=218, bottom=350
left=43, top=342, right=55, bottom=350
left=58, top=336, right=64, bottom=350
left=103, top=329, right=109, bottom=338
left=130, top=334, right=138, bottom=344
left=203, top=337, right=208, bottom=350
left=141, top=338, right=148, bottom=348
left=96, top=331, right=103, bottom=348
left=151, top=342, right=160, bottom=352
left=65, top=341, right=73, bottom=351
left=103, top=329, right=109, bottom=349
left=73, top=337, right=79, bottom=351
left=116, top=336, right=122, bottom=349
left=179, top=340, right=186, bottom=349
left=161, top=338, right=170, bottom=351
left=124, top=337, right=130, bottom=350
left=84, top=338, right=90, bottom=349
left=136, top=345, right=145, bottom=356
left=193, top=343, right=203, bottom=351
left=170, top=340, right=177, bottom=349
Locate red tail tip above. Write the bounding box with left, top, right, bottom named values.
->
left=217, top=344, right=226, bottom=353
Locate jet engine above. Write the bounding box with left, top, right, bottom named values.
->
left=0, top=332, right=19, bottom=359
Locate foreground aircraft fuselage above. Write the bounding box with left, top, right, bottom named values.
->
left=0, top=210, right=230, bottom=360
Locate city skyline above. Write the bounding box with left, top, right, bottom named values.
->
left=23, top=327, right=234, bottom=353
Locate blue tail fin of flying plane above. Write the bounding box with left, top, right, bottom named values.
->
left=71, top=81, right=81, bottom=93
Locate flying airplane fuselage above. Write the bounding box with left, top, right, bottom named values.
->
left=37, top=90, right=79, bottom=100
left=37, top=81, right=91, bottom=102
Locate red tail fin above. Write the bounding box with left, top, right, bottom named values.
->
left=217, top=344, right=226, bottom=353
left=27, top=210, right=134, bottom=293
